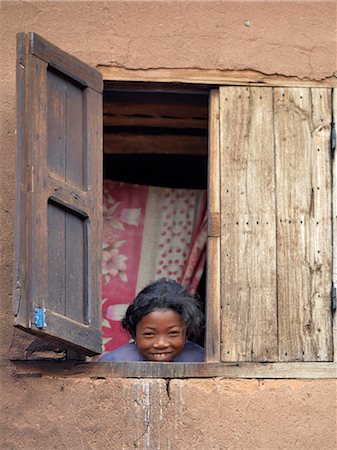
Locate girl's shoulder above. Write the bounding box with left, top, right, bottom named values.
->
left=173, top=341, right=204, bottom=362
left=98, top=343, right=144, bottom=362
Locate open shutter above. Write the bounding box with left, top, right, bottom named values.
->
left=13, top=33, right=103, bottom=355
left=217, top=86, right=333, bottom=362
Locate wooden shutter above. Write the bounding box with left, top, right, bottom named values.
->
left=13, top=33, right=103, bottom=355
left=215, top=86, right=333, bottom=362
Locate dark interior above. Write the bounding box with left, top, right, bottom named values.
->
left=103, top=82, right=209, bottom=345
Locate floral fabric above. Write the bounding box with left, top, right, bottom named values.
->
left=102, top=180, right=207, bottom=352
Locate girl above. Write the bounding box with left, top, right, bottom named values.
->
left=99, top=279, right=204, bottom=362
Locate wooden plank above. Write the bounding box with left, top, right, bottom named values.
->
left=27, top=55, right=49, bottom=328
left=219, top=86, right=278, bottom=362
left=13, top=33, right=29, bottom=318
left=205, top=90, right=221, bottom=362
left=48, top=175, right=89, bottom=217
left=27, top=309, right=101, bottom=355
left=12, top=360, right=337, bottom=379
left=104, top=133, right=207, bottom=155
left=85, top=87, right=103, bottom=333
left=31, top=33, right=102, bottom=92
left=104, top=80, right=211, bottom=94
left=98, top=66, right=337, bottom=89
left=275, top=87, right=333, bottom=362
left=104, top=92, right=208, bottom=120
left=333, top=88, right=337, bottom=360
left=104, top=114, right=207, bottom=130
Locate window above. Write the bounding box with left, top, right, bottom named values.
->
left=14, top=32, right=336, bottom=378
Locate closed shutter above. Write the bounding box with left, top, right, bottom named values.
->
left=13, top=33, right=103, bottom=355
left=217, top=86, right=333, bottom=362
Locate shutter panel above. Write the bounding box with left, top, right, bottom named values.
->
left=219, top=87, right=278, bottom=362
left=218, top=86, right=333, bottom=362
left=275, top=88, right=333, bottom=362
left=13, top=33, right=103, bottom=355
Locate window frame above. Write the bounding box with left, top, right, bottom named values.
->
left=13, top=35, right=337, bottom=378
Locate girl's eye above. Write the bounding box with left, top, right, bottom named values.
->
left=168, top=331, right=179, bottom=336
left=142, top=332, right=155, bottom=337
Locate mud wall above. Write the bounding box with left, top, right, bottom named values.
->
left=1, top=1, right=336, bottom=449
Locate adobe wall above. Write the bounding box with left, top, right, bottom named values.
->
left=1, top=1, right=336, bottom=449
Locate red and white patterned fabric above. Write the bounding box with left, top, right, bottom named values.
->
left=102, top=180, right=207, bottom=352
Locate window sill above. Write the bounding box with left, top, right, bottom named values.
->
left=11, top=360, right=337, bottom=379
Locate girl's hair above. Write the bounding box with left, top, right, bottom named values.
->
left=121, top=278, right=204, bottom=340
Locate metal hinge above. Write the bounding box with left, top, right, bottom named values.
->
left=332, top=286, right=336, bottom=313
left=33, top=307, right=47, bottom=329
left=331, top=122, right=336, bottom=160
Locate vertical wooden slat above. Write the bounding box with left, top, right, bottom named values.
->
left=13, top=33, right=29, bottom=319
left=220, top=86, right=278, bottom=362
left=275, top=87, right=333, bottom=362
left=29, top=56, right=49, bottom=322
left=85, top=87, right=102, bottom=330
left=333, top=88, right=337, bottom=360
left=205, top=90, right=221, bottom=362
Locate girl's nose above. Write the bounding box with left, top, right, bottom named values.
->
left=153, top=336, right=169, bottom=348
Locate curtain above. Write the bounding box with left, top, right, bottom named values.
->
left=102, top=180, right=207, bottom=352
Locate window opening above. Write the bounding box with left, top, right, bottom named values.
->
left=101, top=84, right=209, bottom=357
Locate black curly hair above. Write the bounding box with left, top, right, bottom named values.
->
left=121, top=278, right=204, bottom=340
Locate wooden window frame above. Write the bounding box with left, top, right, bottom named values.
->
left=14, top=66, right=337, bottom=379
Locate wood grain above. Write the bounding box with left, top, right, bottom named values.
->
left=31, top=33, right=102, bottom=92
left=13, top=33, right=29, bottom=318
left=13, top=360, right=337, bottom=379
left=104, top=133, right=207, bottom=155
left=219, top=86, right=278, bottom=362
left=333, top=88, right=337, bottom=359
left=275, top=87, right=333, bottom=362
left=205, top=90, right=221, bottom=362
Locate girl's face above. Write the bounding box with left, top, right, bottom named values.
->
left=135, top=309, right=186, bottom=362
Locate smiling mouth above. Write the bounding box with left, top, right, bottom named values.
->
left=151, top=353, right=172, bottom=361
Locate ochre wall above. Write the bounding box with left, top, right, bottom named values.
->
left=1, top=1, right=336, bottom=449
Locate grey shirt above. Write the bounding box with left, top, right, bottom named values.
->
left=99, top=341, right=204, bottom=362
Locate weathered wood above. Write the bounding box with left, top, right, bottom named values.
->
left=98, top=66, right=337, bottom=88
left=275, top=87, right=333, bottom=362
left=104, top=133, right=207, bottom=155
left=333, top=88, right=337, bottom=359
left=104, top=114, right=207, bottom=130
left=31, top=33, right=102, bottom=92
left=12, top=360, right=337, bottom=379
left=25, top=309, right=101, bottom=355
left=14, top=33, right=103, bottom=356
left=48, top=176, right=89, bottom=217
left=13, top=33, right=29, bottom=318
left=104, top=90, right=208, bottom=118
left=104, top=80, right=211, bottom=94
left=219, top=86, right=278, bottom=362
left=205, top=90, right=221, bottom=362
left=85, top=86, right=103, bottom=332
left=208, top=213, right=220, bottom=238
left=28, top=52, right=49, bottom=330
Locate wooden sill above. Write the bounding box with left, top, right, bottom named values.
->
left=12, top=360, right=337, bottom=379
